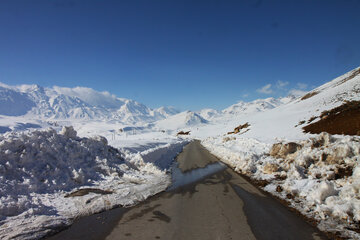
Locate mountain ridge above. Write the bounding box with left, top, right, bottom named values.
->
left=0, top=83, right=179, bottom=124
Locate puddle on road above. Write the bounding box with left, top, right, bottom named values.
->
left=167, top=161, right=226, bottom=191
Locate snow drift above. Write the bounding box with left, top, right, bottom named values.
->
left=0, top=127, right=187, bottom=240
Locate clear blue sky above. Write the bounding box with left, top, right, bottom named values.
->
left=0, top=0, right=359, bottom=111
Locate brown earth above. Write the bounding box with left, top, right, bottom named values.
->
left=65, top=188, right=113, bottom=198
left=336, top=67, right=360, bottom=87
left=176, top=131, right=190, bottom=136
left=303, top=101, right=360, bottom=136
left=227, top=122, right=250, bottom=134
left=301, top=91, right=319, bottom=101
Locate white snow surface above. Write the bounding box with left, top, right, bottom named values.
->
left=222, top=96, right=295, bottom=115
left=155, top=111, right=208, bottom=131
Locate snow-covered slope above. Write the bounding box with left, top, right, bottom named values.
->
left=155, top=111, right=208, bottom=130
left=197, top=108, right=219, bottom=120
left=241, top=66, right=360, bottom=141
left=0, top=86, right=36, bottom=116
left=199, top=66, right=360, bottom=239
left=193, top=67, right=360, bottom=141
left=0, top=83, right=179, bottom=124
left=222, top=96, right=296, bottom=116
left=152, top=106, right=179, bottom=118
left=152, top=96, right=295, bottom=133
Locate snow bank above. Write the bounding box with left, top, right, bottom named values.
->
left=202, top=136, right=270, bottom=174
left=202, top=133, right=360, bottom=239
left=125, top=141, right=190, bottom=170
left=0, top=127, right=187, bottom=240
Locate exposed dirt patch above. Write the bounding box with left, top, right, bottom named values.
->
left=295, top=120, right=306, bottom=127
left=227, top=122, right=250, bottom=134
left=176, top=131, right=190, bottom=136
left=301, top=91, right=319, bottom=101
left=303, top=101, right=360, bottom=136
left=262, top=163, right=279, bottom=174
left=336, top=68, right=360, bottom=86
left=307, top=116, right=317, bottom=124
left=251, top=179, right=270, bottom=188
left=334, top=166, right=353, bottom=180
left=276, top=185, right=283, bottom=192
left=270, top=142, right=302, bottom=158
left=65, top=188, right=113, bottom=198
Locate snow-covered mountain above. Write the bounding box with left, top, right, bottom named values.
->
left=197, top=108, right=220, bottom=120
left=155, top=111, right=208, bottom=130
left=222, top=96, right=296, bottom=115
left=0, top=83, right=179, bottom=124
left=0, top=86, right=36, bottom=116
left=0, top=81, right=296, bottom=131
left=153, top=106, right=180, bottom=118
left=153, top=96, right=296, bottom=131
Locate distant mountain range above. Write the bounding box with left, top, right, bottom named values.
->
left=221, top=96, right=296, bottom=116
left=5, top=64, right=358, bottom=131
left=0, top=82, right=299, bottom=127
left=0, top=83, right=179, bottom=124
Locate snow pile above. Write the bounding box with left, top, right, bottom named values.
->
left=0, top=127, right=187, bottom=240
left=202, top=133, right=360, bottom=239
left=202, top=136, right=270, bottom=174
left=0, top=126, right=126, bottom=198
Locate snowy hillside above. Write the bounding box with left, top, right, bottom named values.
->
left=155, top=111, right=208, bottom=131
left=243, top=66, right=360, bottom=141
left=222, top=96, right=296, bottom=116
left=0, top=83, right=179, bottom=124
left=200, top=66, right=360, bottom=239
left=197, top=108, right=219, bottom=120
left=0, top=86, right=36, bottom=116
left=152, top=97, right=295, bottom=133
left=153, top=106, right=180, bottom=118
left=191, top=67, right=360, bottom=141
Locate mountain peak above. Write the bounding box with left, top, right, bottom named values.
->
left=0, top=83, right=177, bottom=123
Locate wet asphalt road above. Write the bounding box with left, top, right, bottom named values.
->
left=48, top=140, right=327, bottom=240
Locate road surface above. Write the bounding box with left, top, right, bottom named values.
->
left=48, top=140, right=327, bottom=240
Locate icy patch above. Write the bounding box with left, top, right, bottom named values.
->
left=168, top=162, right=226, bottom=191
